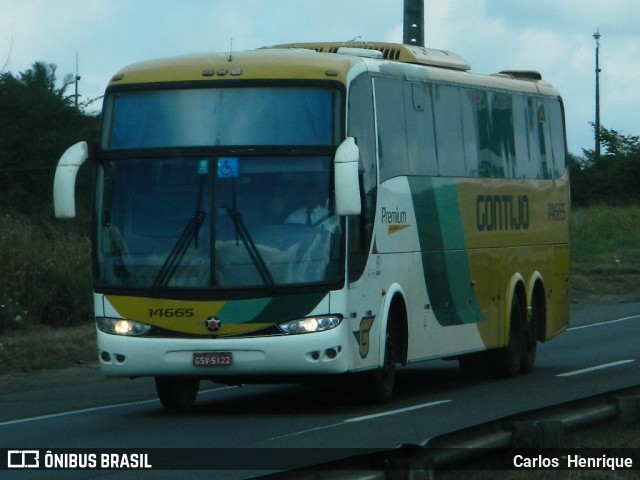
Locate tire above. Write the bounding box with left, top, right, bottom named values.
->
left=155, top=376, right=200, bottom=408
left=360, top=324, right=397, bottom=404
left=520, top=308, right=538, bottom=374
left=490, top=294, right=525, bottom=378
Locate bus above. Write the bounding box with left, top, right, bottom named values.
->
left=54, top=42, right=570, bottom=407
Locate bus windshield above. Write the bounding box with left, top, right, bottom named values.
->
left=96, top=155, right=343, bottom=291
left=101, top=86, right=339, bottom=149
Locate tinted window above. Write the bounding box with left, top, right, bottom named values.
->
left=348, top=74, right=378, bottom=282
left=536, top=101, right=551, bottom=179
left=102, top=87, right=340, bottom=149
left=546, top=99, right=567, bottom=177
left=405, top=82, right=438, bottom=176
left=460, top=88, right=480, bottom=177
left=374, top=77, right=409, bottom=181
left=433, top=84, right=465, bottom=176
left=366, top=77, right=565, bottom=181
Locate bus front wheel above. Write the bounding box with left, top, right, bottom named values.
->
left=360, top=322, right=397, bottom=404
left=155, top=376, right=200, bottom=408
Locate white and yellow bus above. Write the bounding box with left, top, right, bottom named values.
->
left=54, top=42, right=570, bottom=407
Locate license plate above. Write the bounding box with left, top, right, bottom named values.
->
left=193, top=352, right=233, bottom=367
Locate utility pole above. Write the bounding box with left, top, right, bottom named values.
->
left=403, top=0, right=424, bottom=47
left=593, top=30, right=601, bottom=162
left=74, top=52, right=81, bottom=109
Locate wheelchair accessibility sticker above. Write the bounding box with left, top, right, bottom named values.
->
left=217, top=157, right=239, bottom=178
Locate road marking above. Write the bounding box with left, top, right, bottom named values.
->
left=0, top=386, right=231, bottom=428
left=568, top=315, right=640, bottom=331
left=0, top=399, right=159, bottom=427
left=344, top=400, right=452, bottom=423
left=557, top=360, right=635, bottom=377
left=268, top=400, right=451, bottom=440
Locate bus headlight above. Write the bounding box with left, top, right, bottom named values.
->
left=96, top=317, right=152, bottom=336
left=277, top=315, right=342, bottom=334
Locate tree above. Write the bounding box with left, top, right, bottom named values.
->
left=575, top=124, right=640, bottom=205
left=0, top=62, right=99, bottom=215
left=568, top=153, right=592, bottom=207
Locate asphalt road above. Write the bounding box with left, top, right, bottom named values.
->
left=1, top=300, right=639, bottom=478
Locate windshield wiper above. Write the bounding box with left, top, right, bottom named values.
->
left=153, top=176, right=207, bottom=290
left=225, top=206, right=277, bottom=294
left=152, top=210, right=206, bottom=290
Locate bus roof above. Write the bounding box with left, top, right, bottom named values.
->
left=269, top=42, right=472, bottom=71
left=108, top=48, right=361, bottom=86
left=108, top=42, right=559, bottom=97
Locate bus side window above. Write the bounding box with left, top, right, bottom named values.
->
left=536, top=102, right=551, bottom=179
left=433, top=84, right=465, bottom=177
left=470, top=89, right=492, bottom=178
left=493, top=92, right=515, bottom=178
left=405, top=82, right=437, bottom=176
left=460, top=87, right=479, bottom=177
left=523, top=97, right=540, bottom=178
left=511, top=95, right=533, bottom=179
left=348, top=74, right=377, bottom=283
left=546, top=99, right=567, bottom=178
left=374, top=77, right=409, bottom=182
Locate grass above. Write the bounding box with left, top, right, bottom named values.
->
left=0, top=323, right=95, bottom=374
left=570, top=205, right=640, bottom=299
left=0, top=211, right=93, bottom=375
left=0, top=205, right=639, bottom=375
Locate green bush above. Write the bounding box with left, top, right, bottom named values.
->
left=573, top=126, right=640, bottom=207
left=0, top=212, right=92, bottom=332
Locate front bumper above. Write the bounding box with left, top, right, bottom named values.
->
left=97, top=321, right=351, bottom=378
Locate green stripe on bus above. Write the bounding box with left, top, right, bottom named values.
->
left=217, top=292, right=326, bottom=324
left=409, top=177, right=485, bottom=326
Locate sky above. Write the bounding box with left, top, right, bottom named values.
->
left=1, top=0, right=638, bottom=155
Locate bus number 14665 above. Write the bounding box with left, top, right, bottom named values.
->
left=148, top=308, right=195, bottom=318
left=547, top=202, right=567, bottom=221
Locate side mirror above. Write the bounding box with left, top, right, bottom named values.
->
left=334, top=137, right=362, bottom=216
left=53, top=141, right=89, bottom=219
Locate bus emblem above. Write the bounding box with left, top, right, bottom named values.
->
left=205, top=316, right=222, bottom=332
left=357, top=316, right=375, bottom=358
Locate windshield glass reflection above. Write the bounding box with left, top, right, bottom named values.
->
left=96, top=156, right=343, bottom=291
left=102, top=87, right=338, bottom=149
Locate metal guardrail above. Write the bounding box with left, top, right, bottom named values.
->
left=260, top=385, right=640, bottom=479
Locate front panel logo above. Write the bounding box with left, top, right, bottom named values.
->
left=205, top=316, right=222, bottom=332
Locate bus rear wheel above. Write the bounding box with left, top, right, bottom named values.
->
left=520, top=316, right=538, bottom=374
left=155, top=376, right=200, bottom=408
left=490, top=294, right=525, bottom=378
left=521, top=290, right=543, bottom=374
